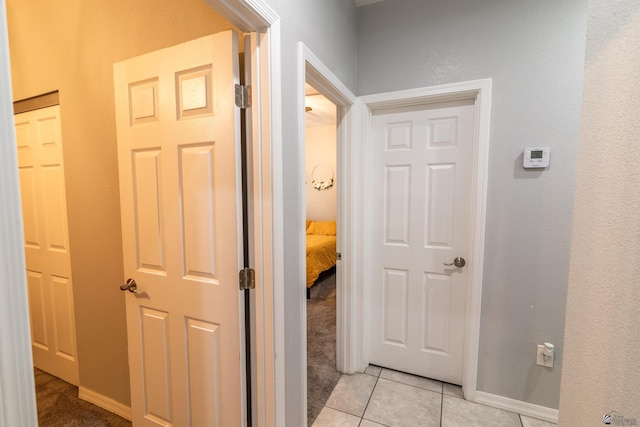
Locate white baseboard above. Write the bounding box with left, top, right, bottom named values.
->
left=474, top=391, right=559, bottom=424
left=78, top=386, right=132, bottom=421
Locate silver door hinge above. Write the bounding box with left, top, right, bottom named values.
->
left=235, top=84, right=251, bottom=109
left=337, top=252, right=342, bottom=260
left=239, top=267, right=255, bottom=290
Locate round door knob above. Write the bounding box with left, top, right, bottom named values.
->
left=119, top=278, right=137, bottom=293
left=444, top=257, right=466, bottom=268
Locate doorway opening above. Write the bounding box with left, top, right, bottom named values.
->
left=304, top=82, right=340, bottom=425
left=298, top=42, right=359, bottom=426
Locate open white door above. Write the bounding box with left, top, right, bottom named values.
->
left=15, top=105, right=79, bottom=386
left=368, top=100, right=475, bottom=385
left=114, top=32, right=245, bottom=426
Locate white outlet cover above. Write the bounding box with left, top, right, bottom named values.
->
left=536, top=344, right=553, bottom=367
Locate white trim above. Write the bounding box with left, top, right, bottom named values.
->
left=475, top=391, right=559, bottom=424
left=0, top=4, right=39, bottom=426
left=266, top=21, right=286, bottom=427
left=358, top=78, right=492, bottom=399
left=296, top=42, right=308, bottom=427
left=78, top=387, right=132, bottom=421
left=298, top=43, right=360, bottom=385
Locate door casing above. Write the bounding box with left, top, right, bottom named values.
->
left=358, top=79, right=492, bottom=401
left=297, top=42, right=360, bottom=420
left=0, top=8, right=38, bottom=423
left=201, top=1, right=283, bottom=425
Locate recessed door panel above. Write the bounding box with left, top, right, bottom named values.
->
left=42, top=165, right=68, bottom=252
left=180, top=144, right=217, bottom=283
left=422, top=273, right=451, bottom=354
left=382, top=268, right=409, bottom=346
left=50, top=275, right=76, bottom=360
left=425, top=164, right=455, bottom=247
left=132, top=149, right=166, bottom=274
left=186, top=318, right=221, bottom=427
left=141, top=308, right=173, bottom=425
left=385, top=121, right=412, bottom=150
left=384, top=166, right=411, bottom=246
left=19, top=167, right=40, bottom=248
left=27, top=271, right=48, bottom=350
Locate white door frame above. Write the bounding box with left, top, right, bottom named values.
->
left=297, top=42, right=359, bottom=417
left=0, top=3, right=39, bottom=425
left=202, top=1, right=284, bottom=425
left=359, top=79, right=492, bottom=401
left=0, top=0, right=285, bottom=426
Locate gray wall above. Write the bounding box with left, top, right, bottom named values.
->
left=260, top=0, right=358, bottom=424
left=560, top=1, right=640, bottom=424
left=357, top=0, right=587, bottom=408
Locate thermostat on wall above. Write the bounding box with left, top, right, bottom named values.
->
left=523, top=147, right=550, bottom=169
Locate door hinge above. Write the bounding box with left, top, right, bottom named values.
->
left=235, top=84, right=251, bottom=109
left=336, top=252, right=342, bottom=261
left=239, top=267, right=255, bottom=291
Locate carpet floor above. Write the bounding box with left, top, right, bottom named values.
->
left=35, top=368, right=131, bottom=427
left=306, top=268, right=341, bottom=426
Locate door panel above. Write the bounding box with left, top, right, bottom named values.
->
left=369, top=100, right=474, bottom=385
left=114, top=32, right=243, bottom=427
left=15, top=105, right=79, bottom=385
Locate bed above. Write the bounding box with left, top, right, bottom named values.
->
left=306, top=220, right=337, bottom=288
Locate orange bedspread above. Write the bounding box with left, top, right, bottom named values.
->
left=306, top=234, right=336, bottom=288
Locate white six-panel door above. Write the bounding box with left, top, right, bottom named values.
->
left=113, top=32, right=244, bottom=426
left=15, top=105, right=79, bottom=386
left=369, top=100, right=474, bottom=385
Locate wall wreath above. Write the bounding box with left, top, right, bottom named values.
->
left=311, top=164, right=334, bottom=191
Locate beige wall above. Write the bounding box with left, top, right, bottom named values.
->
left=7, top=0, right=240, bottom=406
left=559, top=1, right=640, bottom=425
left=305, top=125, right=337, bottom=221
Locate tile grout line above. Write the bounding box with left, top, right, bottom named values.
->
left=439, top=383, right=444, bottom=427
left=359, top=369, right=383, bottom=426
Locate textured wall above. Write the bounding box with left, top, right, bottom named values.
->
left=559, top=1, right=640, bottom=425
left=6, top=0, right=240, bottom=406
left=357, top=0, right=587, bottom=408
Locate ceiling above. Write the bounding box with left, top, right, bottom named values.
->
left=305, top=83, right=336, bottom=127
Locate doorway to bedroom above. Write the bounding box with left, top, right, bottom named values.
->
left=304, top=82, right=340, bottom=425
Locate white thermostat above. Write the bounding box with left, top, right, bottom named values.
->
left=523, top=147, right=550, bottom=168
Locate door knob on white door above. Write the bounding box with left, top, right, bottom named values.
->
left=120, top=278, right=137, bottom=293
left=444, top=257, right=466, bottom=268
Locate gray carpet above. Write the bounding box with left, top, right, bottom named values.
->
left=306, top=268, right=342, bottom=426
left=35, top=368, right=131, bottom=427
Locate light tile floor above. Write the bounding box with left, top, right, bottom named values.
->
left=312, top=366, right=558, bottom=427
